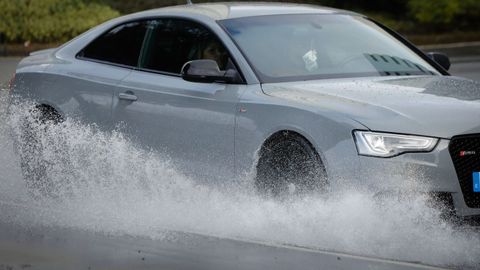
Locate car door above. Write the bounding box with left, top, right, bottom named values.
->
left=112, top=18, right=246, bottom=182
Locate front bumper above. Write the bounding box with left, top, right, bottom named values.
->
left=326, top=138, right=480, bottom=217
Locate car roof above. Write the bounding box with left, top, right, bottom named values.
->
left=130, top=2, right=358, bottom=21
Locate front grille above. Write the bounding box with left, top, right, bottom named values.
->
left=449, top=135, right=480, bottom=208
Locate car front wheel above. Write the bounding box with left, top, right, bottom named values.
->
left=255, top=131, right=328, bottom=198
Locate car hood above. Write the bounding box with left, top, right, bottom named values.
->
left=262, top=76, right=480, bottom=139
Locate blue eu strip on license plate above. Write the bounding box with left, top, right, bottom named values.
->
left=474, top=172, right=480, bottom=192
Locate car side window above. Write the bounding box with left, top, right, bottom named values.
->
left=139, top=19, right=231, bottom=74
left=79, top=21, right=149, bottom=67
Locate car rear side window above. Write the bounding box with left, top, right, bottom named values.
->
left=139, top=19, right=231, bottom=74
left=79, top=21, right=149, bottom=67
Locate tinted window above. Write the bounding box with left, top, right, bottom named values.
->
left=140, top=19, right=230, bottom=74
left=81, top=21, right=149, bottom=66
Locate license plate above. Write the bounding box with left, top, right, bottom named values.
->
left=474, top=172, right=480, bottom=192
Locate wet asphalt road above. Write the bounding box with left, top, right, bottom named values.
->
left=0, top=53, right=479, bottom=269
left=449, top=59, right=480, bottom=82
left=0, top=57, right=19, bottom=85
left=0, top=212, right=450, bottom=270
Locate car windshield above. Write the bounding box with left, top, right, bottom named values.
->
left=220, top=14, right=440, bottom=83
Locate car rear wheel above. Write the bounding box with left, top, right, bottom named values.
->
left=255, top=131, right=328, bottom=198
left=19, top=105, right=62, bottom=197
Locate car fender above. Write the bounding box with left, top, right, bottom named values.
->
left=234, top=85, right=367, bottom=184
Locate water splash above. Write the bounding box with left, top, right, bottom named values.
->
left=1, top=93, right=479, bottom=268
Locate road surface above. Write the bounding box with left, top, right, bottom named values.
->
left=0, top=203, right=450, bottom=270
left=449, top=59, right=480, bottom=82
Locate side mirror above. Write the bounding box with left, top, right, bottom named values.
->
left=181, top=59, right=240, bottom=84
left=427, top=52, right=450, bottom=71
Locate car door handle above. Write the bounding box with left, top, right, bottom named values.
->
left=118, top=92, right=138, bottom=101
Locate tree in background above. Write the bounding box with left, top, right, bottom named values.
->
left=0, top=0, right=479, bottom=45
left=408, top=0, right=480, bottom=32
left=98, top=0, right=480, bottom=32
left=0, top=0, right=119, bottom=43
left=100, top=0, right=183, bottom=14
left=99, top=0, right=409, bottom=15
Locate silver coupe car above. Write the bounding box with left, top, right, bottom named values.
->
left=10, top=2, right=480, bottom=218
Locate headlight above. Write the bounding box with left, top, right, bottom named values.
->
left=353, top=131, right=438, bottom=157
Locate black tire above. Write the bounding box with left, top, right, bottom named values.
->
left=255, top=131, right=328, bottom=198
left=19, top=105, right=62, bottom=197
